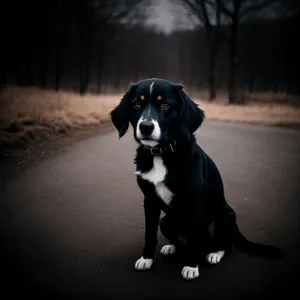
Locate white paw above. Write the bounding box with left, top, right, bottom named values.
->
left=134, top=256, right=153, bottom=271
left=160, top=244, right=177, bottom=256
left=206, top=251, right=225, bottom=264
left=181, top=265, right=199, bottom=280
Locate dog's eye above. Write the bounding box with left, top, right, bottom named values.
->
left=134, top=102, right=141, bottom=109
left=161, top=103, right=170, bottom=110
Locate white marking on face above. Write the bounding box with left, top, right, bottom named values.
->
left=134, top=256, right=153, bottom=271
left=160, top=244, right=177, bottom=256
left=144, top=82, right=155, bottom=118
left=136, top=117, right=161, bottom=145
left=181, top=265, right=199, bottom=280
left=151, top=119, right=161, bottom=140
left=140, top=140, right=159, bottom=147
left=135, top=156, right=173, bottom=205
left=136, top=117, right=144, bottom=140
left=146, top=103, right=151, bottom=117
left=150, top=81, right=155, bottom=96
left=206, top=250, right=225, bottom=264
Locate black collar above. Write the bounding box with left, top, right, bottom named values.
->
left=143, top=140, right=177, bottom=156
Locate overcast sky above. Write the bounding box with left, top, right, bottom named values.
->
left=143, top=0, right=282, bottom=32
left=144, top=0, right=197, bottom=33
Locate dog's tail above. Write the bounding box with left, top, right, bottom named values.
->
left=233, top=225, right=284, bottom=259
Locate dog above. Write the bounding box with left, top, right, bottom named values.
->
left=110, top=78, right=283, bottom=280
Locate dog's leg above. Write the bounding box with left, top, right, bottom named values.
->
left=179, top=225, right=206, bottom=280
left=180, top=237, right=201, bottom=280
left=160, top=215, right=202, bottom=280
left=180, top=217, right=211, bottom=280
left=206, top=203, right=236, bottom=265
left=159, top=215, right=185, bottom=256
left=206, top=250, right=225, bottom=264
left=135, top=196, right=161, bottom=271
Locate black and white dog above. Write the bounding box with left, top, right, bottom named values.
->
left=110, top=78, right=283, bottom=280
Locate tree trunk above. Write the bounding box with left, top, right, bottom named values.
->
left=248, top=72, right=254, bottom=93
left=96, top=57, right=103, bottom=94
left=79, top=57, right=87, bottom=95
left=39, top=49, right=47, bottom=88
left=79, top=1, right=90, bottom=95
left=80, top=52, right=91, bottom=95
left=55, top=0, right=63, bottom=91
left=1, top=62, right=6, bottom=86
left=85, top=54, right=91, bottom=92
left=25, top=43, right=33, bottom=86
left=39, top=26, right=47, bottom=88
left=16, top=58, right=23, bottom=86
left=208, top=44, right=217, bottom=101
left=228, top=4, right=239, bottom=104
left=208, top=1, right=220, bottom=101
left=55, top=38, right=61, bottom=91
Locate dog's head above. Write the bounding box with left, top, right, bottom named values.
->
left=110, top=78, right=205, bottom=147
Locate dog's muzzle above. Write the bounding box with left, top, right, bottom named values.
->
left=136, top=118, right=161, bottom=145
left=139, top=121, right=154, bottom=137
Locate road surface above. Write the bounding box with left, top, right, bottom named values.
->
left=1, top=121, right=300, bottom=299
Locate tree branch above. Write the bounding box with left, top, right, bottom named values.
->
left=240, top=0, right=276, bottom=18
left=217, top=0, right=234, bottom=17
left=199, top=0, right=212, bottom=28
left=179, top=0, right=207, bottom=25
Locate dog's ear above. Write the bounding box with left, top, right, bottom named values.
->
left=174, top=84, right=205, bottom=134
left=110, top=83, right=137, bottom=138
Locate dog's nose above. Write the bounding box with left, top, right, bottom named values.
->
left=139, top=121, right=154, bottom=136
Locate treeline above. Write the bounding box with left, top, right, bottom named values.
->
left=1, top=0, right=299, bottom=99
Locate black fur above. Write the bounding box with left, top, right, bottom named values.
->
left=110, top=78, right=283, bottom=272
left=111, top=83, right=138, bottom=138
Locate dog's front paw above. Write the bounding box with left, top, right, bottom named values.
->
left=181, top=265, right=199, bottom=280
left=160, top=244, right=177, bottom=256
left=206, top=251, right=225, bottom=265
left=134, top=256, right=153, bottom=271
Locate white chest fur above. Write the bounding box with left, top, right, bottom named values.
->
left=135, top=156, right=173, bottom=205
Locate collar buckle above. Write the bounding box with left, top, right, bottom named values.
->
left=149, top=147, right=162, bottom=156
left=143, top=140, right=176, bottom=156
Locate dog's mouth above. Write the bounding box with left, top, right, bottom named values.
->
left=140, top=139, right=160, bottom=147
left=139, top=137, right=155, bottom=141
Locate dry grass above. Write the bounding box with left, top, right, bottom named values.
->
left=193, top=90, right=300, bottom=127
left=0, top=85, right=122, bottom=147
left=0, top=85, right=299, bottom=147
left=196, top=100, right=300, bottom=127
left=190, top=90, right=300, bottom=106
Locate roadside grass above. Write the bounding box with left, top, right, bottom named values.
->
left=0, top=86, right=121, bottom=147
left=1, top=85, right=299, bottom=147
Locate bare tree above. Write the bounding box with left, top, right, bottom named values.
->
left=178, top=0, right=278, bottom=103
left=217, top=0, right=277, bottom=103
left=2, top=0, right=298, bottom=97
left=178, top=0, right=221, bottom=101
left=78, top=0, right=150, bottom=95
left=272, top=0, right=300, bottom=19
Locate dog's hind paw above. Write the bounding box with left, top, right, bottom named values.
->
left=134, top=257, right=153, bottom=271
left=160, top=244, right=177, bottom=256
left=206, top=251, right=225, bottom=264
left=181, top=265, right=199, bottom=280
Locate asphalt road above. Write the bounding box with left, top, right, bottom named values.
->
left=1, top=121, right=300, bottom=299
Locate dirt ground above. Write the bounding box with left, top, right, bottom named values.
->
left=1, top=120, right=299, bottom=299
left=0, top=122, right=115, bottom=181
